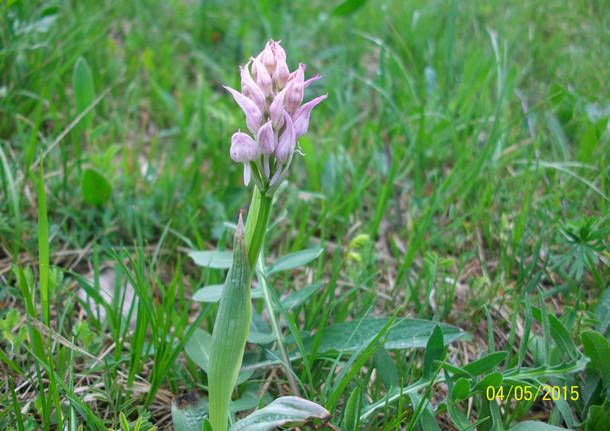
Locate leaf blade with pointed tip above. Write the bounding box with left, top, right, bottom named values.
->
left=229, top=396, right=330, bottom=431
left=189, top=251, right=233, bottom=269
left=301, top=318, right=464, bottom=353
left=81, top=168, right=111, bottom=206
left=266, top=248, right=324, bottom=275
left=73, top=56, right=95, bottom=131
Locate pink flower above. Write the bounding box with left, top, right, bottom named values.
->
left=230, top=131, right=259, bottom=185
left=293, top=94, right=328, bottom=139
left=225, top=39, right=326, bottom=189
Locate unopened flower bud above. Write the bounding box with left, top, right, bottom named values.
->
left=272, top=40, right=286, bottom=63
left=293, top=94, right=328, bottom=139
left=273, top=59, right=290, bottom=89
left=240, top=63, right=266, bottom=111
left=284, top=64, right=305, bottom=114
left=251, top=57, right=272, bottom=97
left=224, top=86, right=263, bottom=135
left=260, top=41, right=276, bottom=75
left=269, top=87, right=287, bottom=128
left=257, top=120, right=276, bottom=156
left=276, top=111, right=295, bottom=163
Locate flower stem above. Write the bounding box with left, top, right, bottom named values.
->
left=244, top=186, right=273, bottom=268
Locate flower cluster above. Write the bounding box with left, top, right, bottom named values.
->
left=225, top=39, right=327, bottom=190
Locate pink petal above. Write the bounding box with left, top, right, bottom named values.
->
left=276, top=110, right=295, bottom=163
left=304, top=74, right=322, bottom=88
left=224, top=86, right=263, bottom=135
left=293, top=94, right=327, bottom=139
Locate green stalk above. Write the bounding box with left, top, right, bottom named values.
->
left=208, top=187, right=273, bottom=431
left=244, top=186, right=273, bottom=269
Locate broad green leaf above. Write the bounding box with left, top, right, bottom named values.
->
left=81, top=168, right=111, bottom=206
left=473, top=372, right=503, bottom=392
left=581, top=330, right=610, bottom=381
left=189, top=250, right=233, bottom=269
left=192, top=284, right=225, bottom=302
left=374, top=347, right=399, bottom=388
left=438, top=361, right=472, bottom=379
left=463, top=351, right=507, bottom=376
left=508, top=421, right=569, bottom=430
left=327, top=317, right=394, bottom=409
left=332, top=0, right=367, bottom=16
left=422, top=325, right=444, bottom=379
left=302, top=318, right=464, bottom=353
left=279, top=281, right=323, bottom=310
left=172, top=391, right=208, bottom=431
left=73, top=56, right=95, bottom=130
left=184, top=328, right=213, bottom=371
left=229, top=396, right=330, bottom=431
left=229, top=396, right=260, bottom=413
left=266, top=248, right=323, bottom=275
left=192, top=285, right=263, bottom=302
left=452, top=378, right=470, bottom=401
left=247, top=331, right=276, bottom=344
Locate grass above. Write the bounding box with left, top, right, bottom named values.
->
left=1, top=0, right=608, bottom=429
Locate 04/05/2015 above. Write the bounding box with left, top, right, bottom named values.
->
left=486, top=385, right=580, bottom=402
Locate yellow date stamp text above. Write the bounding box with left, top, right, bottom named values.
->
left=485, top=385, right=580, bottom=402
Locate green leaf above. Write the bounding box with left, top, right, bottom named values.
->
left=208, top=217, right=252, bottom=431
left=332, top=0, right=367, bottom=16
left=585, top=405, right=610, bottom=431
left=247, top=330, right=276, bottom=344
left=171, top=391, right=208, bottom=431
left=531, top=306, right=579, bottom=360
left=302, top=318, right=464, bottom=353
left=193, top=285, right=263, bottom=302
left=422, top=325, right=445, bottom=379
left=192, top=284, right=225, bottom=302
left=581, top=330, right=610, bottom=381
left=508, top=421, right=570, bottom=430
left=266, top=248, right=323, bottom=275
left=408, top=393, right=441, bottom=431
left=278, top=281, right=323, bottom=310
left=452, top=378, right=470, bottom=401
left=202, top=418, right=214, bottom=431
left=184, top=328, right=212, bottom=371
left=229, top=396, right=330, bottom=431
left=473, top=372, right=503, bottom=392
left=81, top=168, right=111, bottom=206
left=462, top=351, right=507, bottom=377
left=73, top=56, right=95, bottom=130
left=595, top=289, right=610, bottom=334
left=343, top=387, right=361, bottom=430
left=189, top=250, right=233, bottom=269
left=374, top=347, right=399, bottom=388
